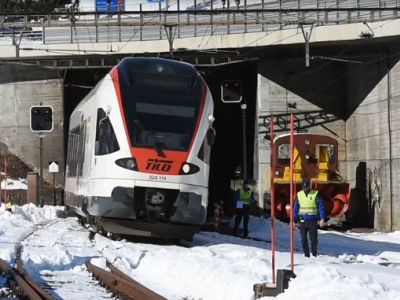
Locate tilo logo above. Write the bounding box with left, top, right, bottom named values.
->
left=145, top=159, right=173, bottom=172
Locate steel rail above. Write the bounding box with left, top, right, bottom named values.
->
left=15, top=247, right=57, bottom=300
left=86, top=262, right=167, bottom=300
left=0, top=258, right=43, bottom=300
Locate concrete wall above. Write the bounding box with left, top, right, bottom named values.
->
left=0, top=65, right=64, bottom=186
left=257, top=47, right=400, bottom=231
left=346, top=50, right=400, bottom=231
left=256, top=60, right=347, bottom=201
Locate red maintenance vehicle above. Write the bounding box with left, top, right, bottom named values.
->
left=267, top=114, right=350, bottom=224
left=271, top=133, right=350, bottom=222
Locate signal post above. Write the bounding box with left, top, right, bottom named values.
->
left=253, top=114, right=296, bottom=298
left=29, top=104, right=54, bottom=207
left=221, top=79, right=245, bottom=178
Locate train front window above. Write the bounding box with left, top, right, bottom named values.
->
left=278, top=144, right=290, bottom=165
left=132, top=102, right=197, bottom=151
left=117, top=58, right=203, bottom=152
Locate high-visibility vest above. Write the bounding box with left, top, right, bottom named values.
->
left=239, top=188, right=252, bottom=205
left=297, top=190, right=318, bottom=215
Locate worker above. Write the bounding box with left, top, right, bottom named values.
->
left=6, top=201, right=12, bottom=212
left=232, top=179, right=257, bottom=238
left=293, top=178, right=326, bottom=257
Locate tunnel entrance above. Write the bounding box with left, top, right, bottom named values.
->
left=203, top=62, right=257, bottom=217
left=62, top=60, right=258, bottom=219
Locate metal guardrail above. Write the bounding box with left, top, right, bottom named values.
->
left=0, top=0, right=399, bottom=46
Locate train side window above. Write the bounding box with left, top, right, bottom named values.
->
left=277, top=143, right=290, bottom=165
left=66, top=126, right=80, bottom=177
left=95, top=108, right=120, bottom=156
left=315, top=144, right=335, bottom=165
left=78, top=120, right=87, bottom=176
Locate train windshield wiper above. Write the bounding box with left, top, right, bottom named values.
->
left=134, top=119, right=165, bottom=157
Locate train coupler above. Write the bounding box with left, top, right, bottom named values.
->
left=253, top=269, right=296, bottom=298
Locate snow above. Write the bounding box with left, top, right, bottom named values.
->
left=0, top=203, right=399, bottom=300
left=0, top=178, right=27, bottom=190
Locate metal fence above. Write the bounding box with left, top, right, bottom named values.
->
left=0, top=0, right=398, bottom=47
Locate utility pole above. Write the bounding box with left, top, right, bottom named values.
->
left=30, top=104, right=54, bottom=207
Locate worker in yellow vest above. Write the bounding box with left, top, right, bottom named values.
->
left=293, top=178, right=326, bottom=257
left=6, top=201, right=12, bottom=212
left=232, top=179, right=257, bottom=238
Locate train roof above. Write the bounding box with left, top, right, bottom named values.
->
left=116, top=56, right=197, bottom=70
left=273, top=133, right=336, bottom=143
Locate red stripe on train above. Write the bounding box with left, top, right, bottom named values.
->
left=110, top=67, right=207, bottom=176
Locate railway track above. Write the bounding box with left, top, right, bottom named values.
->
left=0, top=219, right=62, bottom=299
left=25, top=217, right=170, bottom=299
left=0, top=244, right=168, bottom=300
left=86, top=261, right=167, bottom=300
left=0, top=246, right=56, bottom=300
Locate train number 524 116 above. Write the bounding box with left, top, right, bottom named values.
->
left=149, top=175, right=167, bottom=181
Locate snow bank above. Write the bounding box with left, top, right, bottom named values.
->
left=229, top=216, right=400, bottom=257
left=94, top=234, right=269, bottom=300
left=92, top=225, right=400, bottom=300
left=0, top=205, right=400, bottom=300
left=0, top=203, right=67, bottom=263
left=272, top=262, right=400, bottom=300
left=11, top=204, right=66, bottom=223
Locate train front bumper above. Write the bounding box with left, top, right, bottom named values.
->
left=87, top=180, right=208, bottom=226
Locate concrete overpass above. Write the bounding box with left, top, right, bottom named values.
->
left=1, top=0, right=400, bottom=58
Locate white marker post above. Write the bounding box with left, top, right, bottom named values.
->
left=48, top=161, right=59, bottom=206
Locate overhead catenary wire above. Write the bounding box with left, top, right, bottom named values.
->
left=244, top=16, right=400, bottom=104
left=198, top=0, right=354, bottom=74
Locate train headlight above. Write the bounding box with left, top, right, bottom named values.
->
left=126, top=159, right=136, bottom=170
left=274, top=171, right=279, bottom=176
left=305, top=139, right=310, bottom=145
left=305, top=154, right=310, bottom=160
left=179, top=162, right=200, bottom=175
left=115, top=158, right=138, bottom=171
left=182, top=164, right=190, bottom=173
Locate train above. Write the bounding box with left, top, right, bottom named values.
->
left=267, top=133, right=350, bottom=223
left=64, top=57, right=216, bottom=241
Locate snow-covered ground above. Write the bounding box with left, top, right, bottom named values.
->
left=0, top=177, right=27, bottom=190
left=0, top=203, right=400, bottom=300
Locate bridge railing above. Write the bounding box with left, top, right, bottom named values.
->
left=0, top=0, right=399, bottom=46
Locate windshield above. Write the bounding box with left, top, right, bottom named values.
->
left=117, top=57, right=204, bottom=152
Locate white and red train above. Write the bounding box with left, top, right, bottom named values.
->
left=64, top=57, right=215, bottom=240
